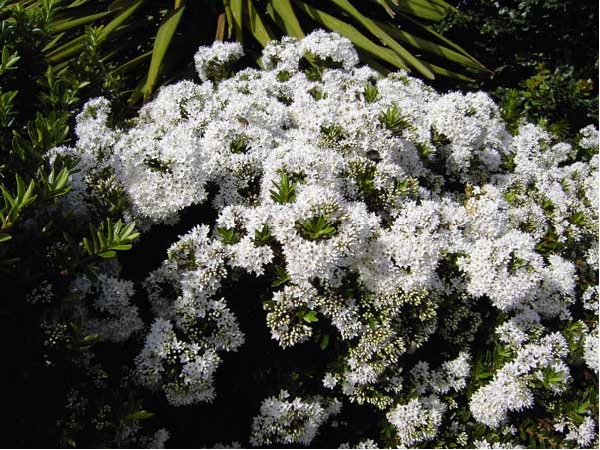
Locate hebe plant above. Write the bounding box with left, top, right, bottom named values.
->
left=18, top=31, right=600, bottom=447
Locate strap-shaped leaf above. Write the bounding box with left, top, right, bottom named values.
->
left=424, top=61, right=474, bottom=81
left=113, top=50, right=152, bottom=75
left=98, top=0, right=144, bottom=43
left=395, top=11, right=490, bottom=72
left=293, top=0, right=409, bottom=71
left=143, top=5, right=185, bottom=100
left=108, top=0, right=141, bottom=11
left=215, top=12, right=226, bottom=41
left=45, top=0, right=143, bottom=63
left=223, top=0, right=234, bottom=39
left=228, top=0, right=244, bottom=43
left=330, top=0, right=435, bottom=79
left=18, top=177, right=36, bottom=208
left=372, top=0, right=396, bottom=17
left=391, top=0, right=455, bottom=22
left=42, top=32, right=66, bottom=53
left=375, top=19, right=483, bottom=71
left=45, top=34, right=87, bottom=63
left=245, top=0, right=275, bottom=47
left=266, top=0, right=304, bottom=38
left=51, top=10, right=113, bottom=33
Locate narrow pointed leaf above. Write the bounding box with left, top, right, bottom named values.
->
left=223, top=1, right=234, bottom=39
left=111, top=244, right=132, bottom=251
left=108, top=0, right=141, bottom=10
left=42, top=32, right=66, bottom=53
left=372, top=0, right=396, bottom=17
left=375, top=20, right=484, bottom=70
left=51, top=10, right=113, bottom=33
left=267, top=0, right=304, bottom=38
left=395, top=10, right=489, bottom=72
left=1, top=186, right=16, bottom=208
left=329, top=0, right=435, bottom=79
left=391, top=0, right=455, bottom=22
left=423, top=61, right=474, bottom=81
left=113, top=50, right=152, bottom=75
left=245, top=0, right=275, bottom=47
left=229, top=0, right=244, bottom=42
left=45, top=35, right=87, bottom=63
left=124, top=410, right=155, bottom=420
left=21, top=180, right=36, bottom=206
left=143, top=5, right=185, bottom=100
left=98, top=0, right=144, bottom=43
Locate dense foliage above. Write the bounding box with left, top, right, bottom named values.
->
left=0, top=2, right=144, bottom=446
left=437, top=0, right=598, bottom=138
left=25, top=32, right=597, bottom=448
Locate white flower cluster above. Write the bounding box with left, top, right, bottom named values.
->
left=54, top=30, right=599, bottom=446
left=470, top=332, right=571, bottom=428
left=411, top=352, right=471, bottom=395
left=249, top=390, right=341, bottom=446
left=386, top=396, right=447, bottom=447
left=135, top=318, right=221, bottom=406
left=559, top=416, right=598, bottom=447
left=195, top=41, right=244, bottom=81
left=136, top=225, right=244, bottom=405
left=69, top=272, right=143, bottom=343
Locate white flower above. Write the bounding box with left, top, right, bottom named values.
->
left=194, top=41, right=244, bottom=81
left=250, top=391, right=341, bottom=446
left=299, top=29, right=359, bottom=70
left=565, top=416, right=598, bottom=447
left=386, top=396, right=446, bottom=447
left=583, top=329, right=599, bottom=373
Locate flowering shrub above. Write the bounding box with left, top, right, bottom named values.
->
left=52, top=31, right=598, bottom=447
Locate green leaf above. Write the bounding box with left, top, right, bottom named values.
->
left=111, top=244, right=132, bottom=251
left=98, top=0, right=144, bottom=43
left=254, top=224, right=272, bottom=246
left=266, top=0, right=304, bottom=38
left=124, top=410, right=155, bottom=421
left=51, top=10, right=113, bottom=33
left=0, top=233, right=11, bottom=242
left=113, top=50, right=152, bottom=75
left=270, top=171, right=296, bottom=204
left=98, top=250, right=117, bottom=258
left=329, top=0, right=435, bottom=79
left=80, top=334, right=100, bottom=344
left=374, top=19, right=484, bottom=71
left=272, top=265, right=291, bottom=287
left=302, top=310, right=318, bottom=323
left=245, top=0, right=275, bottom=47
left=143, top=5, right=185, bottom=100
left=320, top=333, right=330, bottom=349
left=394, top=10, right=487, bottom=71
left=228, top=0, right=244, bottom=42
